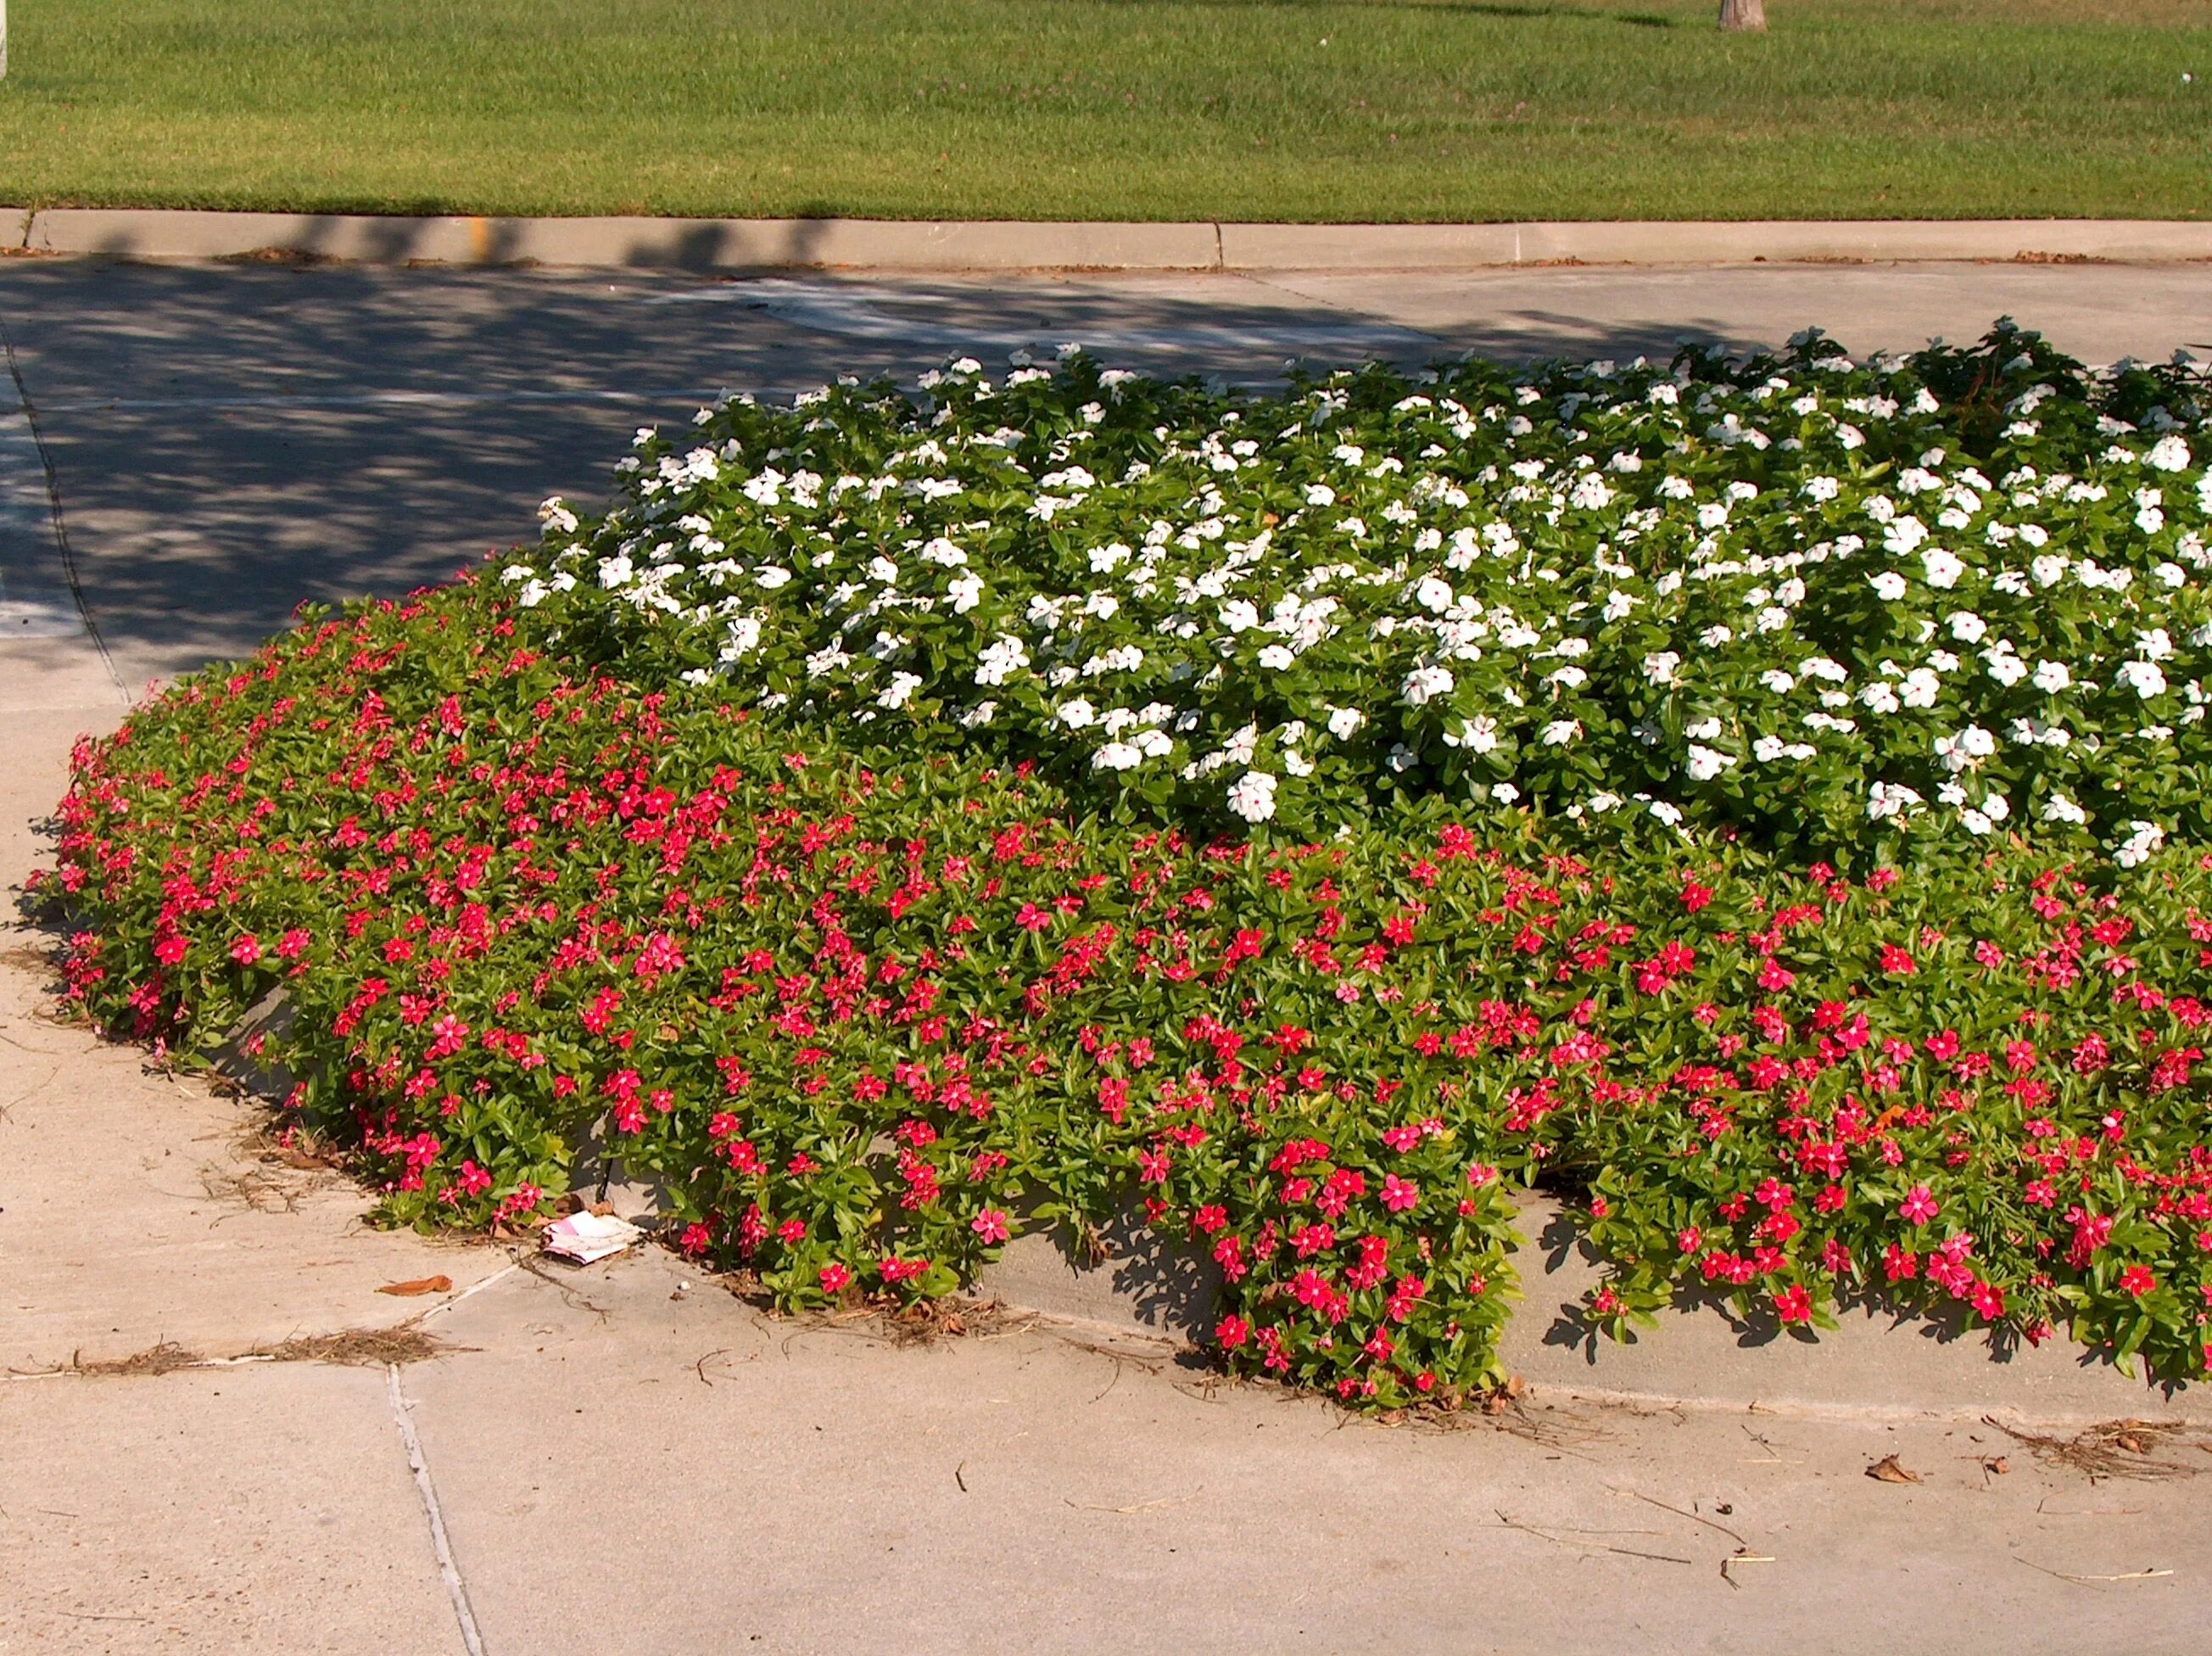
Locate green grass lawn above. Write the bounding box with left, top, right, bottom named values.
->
left=0, top=0, right=2206, bottom=222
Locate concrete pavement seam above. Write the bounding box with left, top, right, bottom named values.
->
left=387, top=1363, right=490, bottom=1656
left=0, top=316, right=128, bottom=698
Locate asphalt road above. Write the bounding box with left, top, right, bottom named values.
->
left=2, top=256, right=2209, bottom=687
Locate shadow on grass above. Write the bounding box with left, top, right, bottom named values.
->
left=1075, top=0, right=1676, bottom=25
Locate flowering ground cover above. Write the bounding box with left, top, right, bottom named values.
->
left=42, top=325, right=2212, bottom=1407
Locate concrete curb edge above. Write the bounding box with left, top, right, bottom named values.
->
left=8, top=208, right=2212, bottom=274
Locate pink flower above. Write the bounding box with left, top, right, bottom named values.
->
left=1774, top=1284, right=1813, bottom=1325
left=1899, top=1183, right=1939, bottom=1225
left=1382, top=1174, right=1420, bottom=1213
left=229, top=934, right=262, bottom=966
left=971, top=1208, right=1011, bottom=1245
left=2120, top=1265, right=2157, bottom=1297
left=819, top=1262, right=852, bottom=1293
left=1880, top=945, right=1916, bottom=975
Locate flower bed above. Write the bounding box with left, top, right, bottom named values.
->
left=41, top=325, right=2212, bottom=1407
left=511, top=322, right=2211, bottom=854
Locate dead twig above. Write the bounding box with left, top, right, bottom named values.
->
left=2015, top=1557, right=2175, bottom=1587
left=1064, top=1489, right=1201, bottom=1516
left=2036, top=1497, right=2142, bottom=1517
left=1720, top=1551, right=1778, bottom=1590
left=1611, top=1487, right=1748, bottom=1547
left=1494, top=1509, right=1692, bottom=1566
left=512, top=1249, right=611, bottom=1319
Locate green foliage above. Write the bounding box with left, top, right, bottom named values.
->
left=41, top=327, right=2212, bottom=1407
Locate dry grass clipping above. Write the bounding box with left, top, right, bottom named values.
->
left=1983, top=1414, right=2209, bottom=1482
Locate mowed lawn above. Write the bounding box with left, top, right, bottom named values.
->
left=0, top=0, right=2206, bottom=222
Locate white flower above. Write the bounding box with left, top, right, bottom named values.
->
left=1643, top=651, right=1681, bottom=686
left=1303, top=483, right=1337, bottom=507
left=1057, top=698, right=1098, bottom=730
left=1326, top=706, right=1366, bottom=741
left=1868, top=780, right=1924, bottom=820
left=1758, top=669, right=1796, bottom=693
left=2030, top=660, right=2071, bottom=693
left=1685, top=744, right=1733, bottom=781
left=975, top=635, right=1031, bottom=687
left=1921, top=548, right=1966, bottom=589
left=1415, top=574, right=1455, bottom=613
left=1492, top=782, right=1522, bottom=805
left=718, top=616, right=763, bottom=660
left=1401, top=665, right=1455, bottom=706
left=2114, top=820, right=2166, bottom=868
left=878, top=672, right=924, bottom=710
left=1226, top=770, right=1278, bottom=822
left=597, top=554, right=636, bottom=589
left=1444, top=716, right=1500, bottom=753
left=948, top=573, right=984, bottom=613
left=1092, top=741, right=1144, bottom=771
left=1934, top=725, right=1995, bottom=771
left=1869, top=571, right=1908, bottom=601
left=1541, top=719, right=1582, bottom=746
left=1256, top=645, right=1295, bottom=671
left=2040, top=792, right=2087, bottom=826
left=2115, top=660, right=2168, bottom=699
left=1946, top=611, right=1987, bottom=645
left=2147, top=434, right=2192, bottom=473
left=1569, top=473, right=1613, bottom=511
left=2030, top=553, right=2067, bottom=586
left=1219, top=600, right=1260, bottom=633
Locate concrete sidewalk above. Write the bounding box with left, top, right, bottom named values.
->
left=4, top=260, right=2210, bottom=1653
left=14, top=207, right=2212, bottom=274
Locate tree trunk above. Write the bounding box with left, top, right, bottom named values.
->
left=1718, top=0, right=1766, bottom=30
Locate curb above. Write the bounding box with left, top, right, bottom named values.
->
left=971, top=1192, right=2198, bottom=1427
left=8, top=208, right=2212, bottom=274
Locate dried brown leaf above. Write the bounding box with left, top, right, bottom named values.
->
left=376, top=1275, right=453, bottom=1297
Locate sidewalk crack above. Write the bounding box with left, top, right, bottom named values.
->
left=386, top=1363, right=489, bottom=1656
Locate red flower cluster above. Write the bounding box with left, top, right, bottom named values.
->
left=36, top=580, right=2212, bottom=1408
